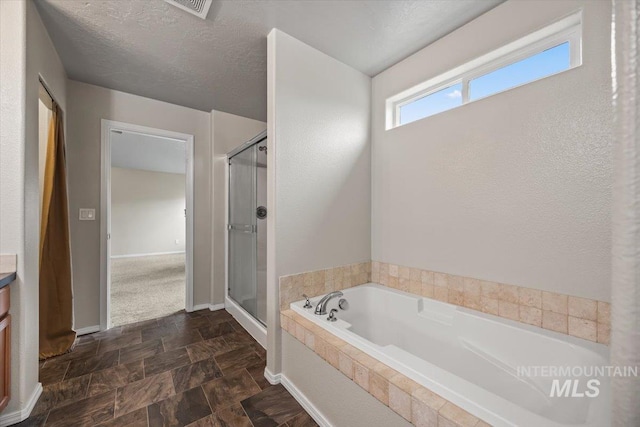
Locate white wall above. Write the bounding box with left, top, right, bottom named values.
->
left=266, top=28, right=371, bottom=380
left=111, top=167, right=186, bottom=257
left=67, top=81, right=211, bottom=329
left=0, top=0, right=67, bottom=419
left=372, top=0, right=613, bottom=302
left=211, top=110, right=266, bottom=305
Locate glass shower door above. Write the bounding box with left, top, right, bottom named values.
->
left=228, top=145, right=258, bottom=321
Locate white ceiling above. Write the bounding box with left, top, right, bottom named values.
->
left=111, top=131, right=186, bottom=174
left=35, top=0, right=503, bottom=121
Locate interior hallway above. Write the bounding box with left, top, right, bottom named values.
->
left=21, top=309, right=316, bottom=427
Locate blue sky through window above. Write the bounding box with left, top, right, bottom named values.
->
left=399, top=83, right=462, bottom=125
left=469, top=42, right=570, bottom=100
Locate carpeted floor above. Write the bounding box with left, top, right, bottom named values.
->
left=110, top=253, right=185, bottom=327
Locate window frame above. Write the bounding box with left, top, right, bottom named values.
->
left=388, top=11, right=582, bottom=129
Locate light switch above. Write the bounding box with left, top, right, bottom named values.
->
left=79, top=208, right=95, bottom=221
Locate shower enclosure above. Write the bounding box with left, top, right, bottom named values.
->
left=227, top=131, right=267, bottom=337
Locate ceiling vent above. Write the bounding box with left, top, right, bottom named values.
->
left=164, top=0, right=213, bottom=19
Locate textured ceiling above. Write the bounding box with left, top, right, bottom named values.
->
left=36, top=0, right=503, bottom=121
left=111, top=131, right=186, bottom=174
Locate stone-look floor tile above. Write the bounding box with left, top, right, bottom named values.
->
left=120, top=339, right=165, bottom=364
left=222, top=330, right=255, bottom=349
left=39, top=360, right=69, bottom=385
left=13, top=411, right=49, bottom=427
left=115, top=371, right=176, bottom=418
left=97, top=407, right=148, bottom=427
left=241, top=384, right=304, bottom=427
left=163, top=329, right=203, bottom=352
left=201, top=369, right=261, bottom=411
left=209, top=404, right=253, bottom=427
left=186, top=337, right=229, bottom=362
left=204, top=310, right=234, bottom=325
left=172, top=358, right=223, bottom=393
left=142, top=324, right=180, bottom=342
left=46, top=390, right=116, bottom=427
left=285, top=411, right=319, bottom=427
left=99, top=331, right=142, bottom=354
left=145, top=348, right=191, bottom=377
left=215, top=345, right=264, bottom=374
left=147, top=386, right=212, bottom=427
left=88, top=361, right=145, bottom=396
left=174, top=315, right=211, bottom=331
left=121, top=319, right=159, bottom=334
left=91, top=327, right=124, bottom=341
left=185, top=415, right=217, bottom=427
left=65, top=350, right=120, bottom=379
left=32, top=374, right=91, bottom=415
left=197, top=322, right=235, bottom=340
left=44, top=340, right=100, bottom=364
left=246, top=362, right=270, bottom=390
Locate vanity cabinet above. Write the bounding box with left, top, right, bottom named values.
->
left=0, top=286, right=10, bottom=412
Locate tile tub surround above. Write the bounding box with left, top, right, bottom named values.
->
left=279, top=262, right=371, bottom=310
left=19, top=309, right=317, bottom=427
left=371, top=261, right=611, bottom=345
left=280, top=309, right=490, bottom=427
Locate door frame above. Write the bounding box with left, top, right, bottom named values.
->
left=100, top=119, right=195, bottom=330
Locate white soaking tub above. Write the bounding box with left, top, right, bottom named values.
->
left=290, top=283, right=610, bottom=427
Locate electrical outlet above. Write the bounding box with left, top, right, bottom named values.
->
left=79, top=208, right=95, bottom=221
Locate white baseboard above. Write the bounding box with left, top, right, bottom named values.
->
left=0, top=382, right=42, bottom=427
left=76, top=325, right=100, bottom=336
left=110, top=251, right=185, bottom=259
left=264, top=367, right=281, bottom=385
left=191, top=303, right=225, bottom=312
left=280, top=374, right=331, bottom=427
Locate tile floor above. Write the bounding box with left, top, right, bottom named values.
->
left=17, top=309, right=317, bottom=427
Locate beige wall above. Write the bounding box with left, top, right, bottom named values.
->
left=282, top=332, right=411, bottom=427
left=266, top=28, right=371, bottom=374
left=371, top=0, right=613, bottom=302
left=0, top=0, right=67, bottom=417
left=111, top=167, right=186, bottom=257
left=211, top=110, right=266, bottom=305
left=67, top=81, right=211, bottom=329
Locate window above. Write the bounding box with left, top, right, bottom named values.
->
left=386, top=11, right=582, bottom=129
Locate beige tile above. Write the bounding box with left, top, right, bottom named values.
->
left=498, top=301, right=519, bottom=321
left=433, top=287, right=448, bottom=302
left=447, top=275, right=464, bottom=292
left=519, top=306, right=542, bottom=327
left=304, top=330, right=315, bottom=350
left=480, top=281, right=500, bottom=299
left=399, top=266, right=411, bottom=279
left=315, top=337, right=328, bottom=360
left=354, top=351, right=378, bottom=369
left=542, top=310, right=568, bottom=334
left=463, top=278, right=480, bottom=296
left=568, top=317, right=597, bottom=341
left=353, top=362, right=370, bottom=392
left=338, top=352, right=354, bottom=379
left=448, top=290, right=464, bottom=306
left=597, top=322, right=611, bottom=345
left=389, top=373, right=421, bottom=395
left=439, top=402, right=479, bottom=427
left=371, top=270, right=380, bottom=283
left=325, top=345, right=340, bottom=369
left=410, top=268, right=421, bottom=282
left=409, top=280, right=422, bottom=296
left=421, top=284, right=435, bottom=299
left=294, top=323, right=305, bottom=342
left=597, top=301, right=611, bottom=325
left=411, top=387, right=446, bottom=411
left=519, top=288, right=542, bottom=308
left=411, top=395, right=438, bottom=427
left=399, top=278, right=411, bottom=292
left=542, top=292, right=568, bottom=314
left=421, top=270, right=434, bottom=286
left=372, top=362, right=398, bottom=380
left=369, top=372, right=389, bottom=405
left=389, top=277, right=399, bottom=290
left=499, top=284, right=519, bottom=304
left=434, top=272, right=448, bottom=287
left=480, top=296, right=499, bottom=315
left=568, top=296, right=597, bottom=321
left=476, top=421, right=492, bottom=427
left=463, top=293, right=481, bottom=311
left=389, top=264, right=399, bottom=278
left=389, top=384, right=411, bottom=421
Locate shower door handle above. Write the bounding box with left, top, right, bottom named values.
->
left=227, top=224, right=257, bottom=234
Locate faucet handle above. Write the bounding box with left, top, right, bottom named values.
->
left=302, top=294, right=312, bottom=309
left=327, top=309, right=338, bottom=322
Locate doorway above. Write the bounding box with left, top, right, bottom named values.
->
left=100, top=120, right=194, bottom=330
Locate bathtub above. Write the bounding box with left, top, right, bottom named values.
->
left=290, top=283, right=610, bottom=427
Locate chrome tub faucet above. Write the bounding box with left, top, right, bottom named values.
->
left=314, top=291, right=343, bottom=315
